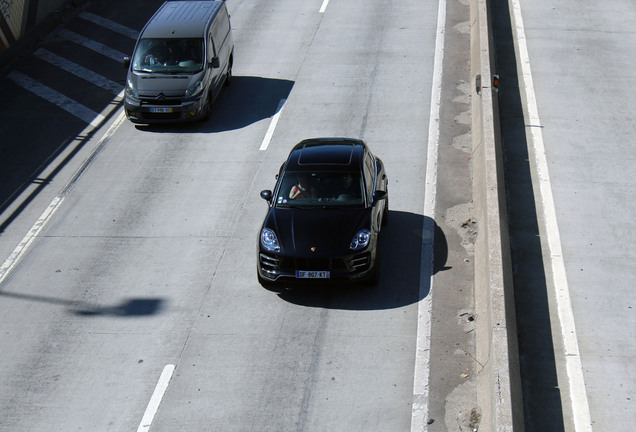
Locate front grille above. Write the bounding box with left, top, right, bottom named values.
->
left=140, top=98, right=182, bottom=106
left=141, top=112, right=181, bottom=120
left=260, top=252, right=371, bottom=275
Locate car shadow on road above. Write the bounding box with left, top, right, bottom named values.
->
left=134, top=76, right=294, bottom=134
left=276, top=211, right=447, bottom=311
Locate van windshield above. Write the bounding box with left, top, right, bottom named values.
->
left=132, top=38, right=204, bottom=74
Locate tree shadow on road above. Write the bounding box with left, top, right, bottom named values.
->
left=0, top=290, right=165, bottom=317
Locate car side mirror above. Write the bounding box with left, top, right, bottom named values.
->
left=373, top=190, right=387, bottom=202
left=123, top=56, right=131, bottom=69
left=210, top=56, right=220, bottom=68
left=260, top=190, right=273, bottom=202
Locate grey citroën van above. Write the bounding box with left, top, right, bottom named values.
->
left=124, top=1, right=234, bottom=123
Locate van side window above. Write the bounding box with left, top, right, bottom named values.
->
left=210, top=10, right=231, bottom=53
left=209, top=34, right=217, bottom=57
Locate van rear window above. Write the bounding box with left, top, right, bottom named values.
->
left=133, top=38, right=204, bottom=73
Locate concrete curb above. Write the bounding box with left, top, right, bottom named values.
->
left=470, top=0, right=525, bottom=430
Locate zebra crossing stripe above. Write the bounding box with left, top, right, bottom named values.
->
left=78, top=12, right=139, bottom=40
left=57, top=28, right=127, bottom=62
left=8, top=71, right=106, bottom=127
left=35, top=48, right=122, bottom=95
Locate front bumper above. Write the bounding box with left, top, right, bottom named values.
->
left=124, top=95, right=206, bottom=124
left=257, top=249, right=376, bottom=284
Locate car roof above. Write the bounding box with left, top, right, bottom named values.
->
left=141, top=1, right=223, bottom=39
left=284, top=138, right=367, bottom=172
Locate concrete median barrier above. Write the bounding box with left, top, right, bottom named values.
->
left=470, top=0, right=524, bottom=430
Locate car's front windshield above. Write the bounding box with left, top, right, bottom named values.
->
left=132, top=38, right=204, bottom=74
left=275, top=171, right=365, bottom=208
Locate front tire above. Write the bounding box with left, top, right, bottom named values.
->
left=202, top=92, right=212, bottom=121
left=382, top=196, right=389, bottom=226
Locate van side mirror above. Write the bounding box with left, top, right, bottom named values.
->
left=123, top=56, right=131, bottom=69
left=210, top=57, right=220, bottom=68
left=373, top=190, right=387, bottom=202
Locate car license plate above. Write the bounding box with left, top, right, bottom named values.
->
left=296, top=270, right=330, bottom=279
left=149, top=107, right=173, bottom=113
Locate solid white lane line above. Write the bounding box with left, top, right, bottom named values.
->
left=35, top=48, right=122, bottom=95
left=57, top=28, right=128, bottom=62
left=8, top=71, right=105, bottom=126
left=0, top=110, right=126, bottom=286
left=137, top=364, right=176, bottom=432
left=259, top=99, right=286, bottom=151
left=79, top=12, right=139, bottom=39
left=411, top=0, right=445, bottom=430
left=510, top=1, right=592, bottom=431
left=319, top=0, right=330, bottom=13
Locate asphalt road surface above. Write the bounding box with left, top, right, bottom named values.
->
left=493, top=0, right=636, bottom=430
left=0, top=0, right=477, bottom=431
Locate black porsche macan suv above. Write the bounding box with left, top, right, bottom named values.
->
left=257, top=138, right=388, bottom=287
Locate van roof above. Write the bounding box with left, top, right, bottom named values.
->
left=141, top=1, right=224, bottom=39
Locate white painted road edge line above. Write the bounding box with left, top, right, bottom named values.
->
left=410, top=0, right=445, bottom=429
left=510, top=1, right=593, bottom=431
left=259, top=98, right=286, bottom=151
left=319, top=0, right=330, bottom=13
left=0, top=108, right=126, bottom=286
left=137, top=364, right=176, bottom=432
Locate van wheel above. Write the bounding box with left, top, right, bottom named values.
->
left=203, top=94, right=212, bottom=121
left=224, top=65, right=232, bottom=86
left=382, top=196, right=389, bottom=226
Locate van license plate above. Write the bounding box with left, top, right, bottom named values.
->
left=296, top=271, right=330, bottom=279
left=149, top=107, right=173, bottom=113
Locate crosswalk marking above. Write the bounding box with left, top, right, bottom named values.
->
left=35, top=48, right=122, bottom=95
left=57, top=28, right=128, bottom=62
left=8, top=71, right=106, bottom=127
left=7, top=12, right=134, bottom=126
left=78, top=12, right=139, bottom=40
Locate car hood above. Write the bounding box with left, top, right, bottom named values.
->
left=264, top=207, right=370, bottom=257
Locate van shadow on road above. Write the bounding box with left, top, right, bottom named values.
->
left=277, top=211, right=448, bottom=311
left=0, top=76, right=293, bottom=238
left=135, top=76, right=295, bottom=134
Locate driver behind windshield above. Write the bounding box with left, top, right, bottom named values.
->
left=134, top=39, right=203, bottom=72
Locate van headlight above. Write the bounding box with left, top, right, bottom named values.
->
left=126, top=78, right=139, bottom=99
left=185, top=80, right=204, bottom=98
left=261, top=228, right=280, bottom=252
left=350, top=230, right=370, bottom=250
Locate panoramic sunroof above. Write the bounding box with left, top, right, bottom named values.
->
left=298, top=144, right=354, bottom=165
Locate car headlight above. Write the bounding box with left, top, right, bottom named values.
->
left=261, top=228, right=280, bottom=252
left=126, top=78, right=139, bottom=99
left=350, top=229, right=370, bottom=250
left=185, top=80, right=204, bottom=98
